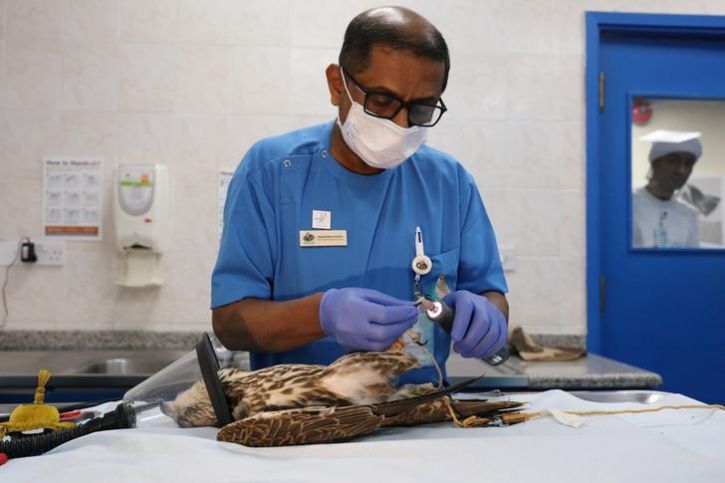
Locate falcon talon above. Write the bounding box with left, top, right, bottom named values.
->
left=487, top=415, right=506, bottom=427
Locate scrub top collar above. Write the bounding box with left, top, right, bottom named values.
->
left=319, top=120, right=397, bottom=188
left=640, top=186, right=677, bottom=204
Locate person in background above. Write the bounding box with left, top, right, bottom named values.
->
left=211, top=6, right=508, bottom=384
left=633, top=136, right=702, bottom=248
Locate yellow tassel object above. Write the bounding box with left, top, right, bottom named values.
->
left=0, top=369, right=76, bottom=434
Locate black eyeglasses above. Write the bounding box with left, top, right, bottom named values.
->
left=342, top=68, right=447, bottom=127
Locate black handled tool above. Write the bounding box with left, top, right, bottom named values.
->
left=420, top=299, right=510, bottom=366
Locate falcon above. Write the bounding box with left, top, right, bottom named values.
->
left=166, top=337, right=525, bottom=447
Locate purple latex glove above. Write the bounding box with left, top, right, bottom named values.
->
left=319, top=288, right=418, bottom=352
left=443, top=290, right=507, bottom=359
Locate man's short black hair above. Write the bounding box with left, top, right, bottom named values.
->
left=339, top=8, right=450, bottom=92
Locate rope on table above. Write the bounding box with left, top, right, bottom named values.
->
left=443, top=401, right=725, bottom=428
left=543, top=403, right=725, bottom=418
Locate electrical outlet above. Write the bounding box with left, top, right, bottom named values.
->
left=35, top=240, right=65, bottom=266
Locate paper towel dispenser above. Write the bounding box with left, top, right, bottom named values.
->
left=114, top=164, right=170, bottom=287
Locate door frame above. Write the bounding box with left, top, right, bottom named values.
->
left=585, top=11, right=725, bottom=353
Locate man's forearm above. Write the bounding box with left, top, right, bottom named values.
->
left=212, top=293, right=325, bottom=352
left=482, top=291, right=509, bottom=323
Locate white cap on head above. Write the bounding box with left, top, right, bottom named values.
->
left=641, top=130, right=703, bottom=162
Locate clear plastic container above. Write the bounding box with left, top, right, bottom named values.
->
left=120, top=334, right=236, bottom=428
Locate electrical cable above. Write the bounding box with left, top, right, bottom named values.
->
left=0, top=239, right=23, bottom=329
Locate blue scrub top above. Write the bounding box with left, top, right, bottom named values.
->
left=212, top=121, right=507, bottom=384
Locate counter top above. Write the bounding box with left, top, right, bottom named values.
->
left=447, top=353, right=663, bottom=390
left=0, top=330, right=661, bottom=391
left=0, top=330, right=201, bottom=351
left=0, top=348, right=661, bottom=394
left=0, top=329, right=586, bottom=352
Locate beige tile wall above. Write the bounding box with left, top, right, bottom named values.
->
left=0, top=0, right=721, bottom=334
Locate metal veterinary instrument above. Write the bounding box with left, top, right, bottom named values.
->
left=416, top=298, right=510, bottom=366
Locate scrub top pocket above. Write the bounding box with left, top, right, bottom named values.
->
left=420, top=248, right=460, bottom=299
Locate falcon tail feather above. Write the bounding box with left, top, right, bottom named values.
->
left=370, top=375, right=483, bottom=417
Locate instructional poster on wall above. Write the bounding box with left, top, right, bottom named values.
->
left=218, top=170, right=234, bottom=239
left=43, top=157, right=103, bottom=240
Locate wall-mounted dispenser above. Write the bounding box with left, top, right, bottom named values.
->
left=114, top=164, right=170, bottom=287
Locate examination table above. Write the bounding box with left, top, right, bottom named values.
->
left=1, top=389, right=722, bottom=482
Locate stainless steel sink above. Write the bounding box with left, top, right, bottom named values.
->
left=71, top=358, right=176, bottom=376
left=0, top=350, right=192, bottom=396
left=569, top=390, right=668, bottom=404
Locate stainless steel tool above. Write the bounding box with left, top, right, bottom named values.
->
left=417, top=298, right=510, bottom=366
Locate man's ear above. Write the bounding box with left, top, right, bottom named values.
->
left=325, top=64, right=344, bottom=107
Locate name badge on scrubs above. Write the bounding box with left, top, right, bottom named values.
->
left=299, top=230, right=348, bottom=247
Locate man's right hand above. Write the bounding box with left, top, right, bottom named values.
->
left=319, top=288, right=418, bottom=352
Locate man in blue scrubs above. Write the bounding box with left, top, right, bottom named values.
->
left=211, top=6, right=508, bottom=384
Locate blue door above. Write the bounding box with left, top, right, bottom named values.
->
left=587, top=13, right=725, bottom=403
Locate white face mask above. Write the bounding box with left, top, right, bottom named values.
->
left=336, top=68, right=428, bottom=170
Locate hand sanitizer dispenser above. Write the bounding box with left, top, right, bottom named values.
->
left=114, top=164, right=170, bottom=287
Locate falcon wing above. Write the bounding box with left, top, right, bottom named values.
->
left=370, top=376, right=526, bottom=428
left=217, top=405, right=384, bottom=447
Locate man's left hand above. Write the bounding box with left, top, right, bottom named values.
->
left=443, top=290, right=508, bottom=359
